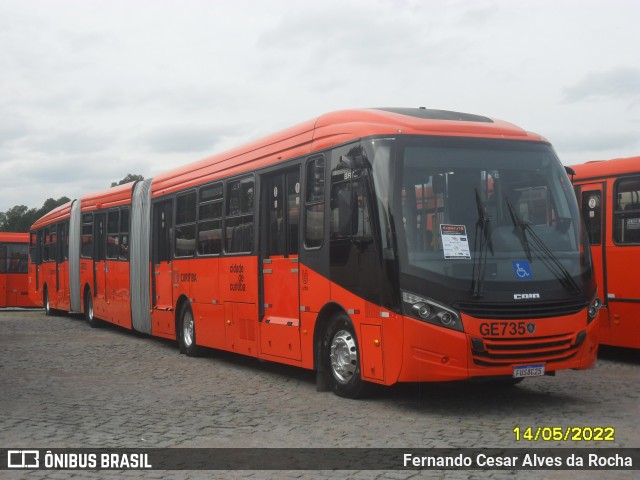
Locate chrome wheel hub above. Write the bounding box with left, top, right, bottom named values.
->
left=329, top=329, right=357, bottom=384
left=183, top=311, right=194, bottom=347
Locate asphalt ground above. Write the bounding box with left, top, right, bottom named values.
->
left=1, top=309, right=638, bottom=480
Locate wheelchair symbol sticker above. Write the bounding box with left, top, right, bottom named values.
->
left=513, top=261, right=532, bottom=279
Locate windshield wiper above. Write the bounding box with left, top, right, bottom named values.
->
left=471, top=189, right=494, bottom=298
left=506, top=198, right=580, bottom=295
left=506, top=198, right=533, bottom=263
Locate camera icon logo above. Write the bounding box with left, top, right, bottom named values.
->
left=7, top=450, right=40, bottom=468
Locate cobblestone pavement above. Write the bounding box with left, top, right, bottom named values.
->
left=1, top=310, right=638, bottom=480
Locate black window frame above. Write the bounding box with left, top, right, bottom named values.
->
left=174, top=190, right=197, bottom=258
left=81, top=213, right=94, bottom=259
left=119, top=208, right=130, bottom=261
left=304, top=155, right=326, bottom=250
left=224, top=175, right=255, bottom=254
left=197, top=182, right=224, bottom=257
left=0, top=242, right=29, bottom=274
left=613, top=176, right=640, bottom=245
left=106, top=209, right=121, bottom=260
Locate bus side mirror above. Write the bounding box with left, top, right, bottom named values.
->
left=338, top=189, right=358, bottom=236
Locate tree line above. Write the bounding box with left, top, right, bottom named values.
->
left=0, top=174, right=144, bottom=233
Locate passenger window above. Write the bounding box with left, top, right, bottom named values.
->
left=106, top=210, right=120, bottom=260
left=225, top=176, right=254, bottom=253
left=81, top=214, right=93, bottom=258
left=175, top=191, right=197, bottom=257
left=197, top=183, right=223, bottom=255
left=119, top=208, right=130, bottom=260
left=614, top=178, right=640, bottom=244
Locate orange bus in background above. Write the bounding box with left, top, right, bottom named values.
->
left=571, top=156, right=640, bottom=349
left=30, top=108, right=601, bottom=397
left=0, top=232, right=35, bottom=307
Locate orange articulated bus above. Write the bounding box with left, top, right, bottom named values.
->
left=570, top=156, right=640, bottom=349
left=0, top=232, right=35, bottom=308
left=29, top=201, right=77, bottom=314
left=29, top=108, right=601, bottom=397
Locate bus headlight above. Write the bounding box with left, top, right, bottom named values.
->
left=412, top=302, right=432, bottom=319
left=587, top=295, right=602, bottom=323
left=402, top=291, right=463, bottom=332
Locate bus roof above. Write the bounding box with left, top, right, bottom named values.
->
left=30, top=201, right=74, bottom=231
left=570, top=156, right=640, bottom=181
left=30, top=182, right=139, bottom=231
left=0, top=232, right=30, bottom=243
left=80, top=181, right=138, bottom=212
left=152, top=107, right=545, bottom=197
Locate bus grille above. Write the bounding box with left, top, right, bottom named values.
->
left=472, top=333, right=579, bottom=367
left=454, top=298, right=587, bottom=319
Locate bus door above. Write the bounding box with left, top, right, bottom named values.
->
left=93, top=213, right=107, bottom=315
left=34, top=230, right=43, bottom=294
left=605, top=175, right=640, bottom=348
left=260, top=168, right=302, bottom=360
left=152, top=199, right=175, bottom=336
left=578, top=183, right=608, bottom=339
left=56, top=222, right=69, bottom=309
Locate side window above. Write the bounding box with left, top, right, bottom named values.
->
left=197, top=183, right=223, bottom=255
left=581, top=191, right=602, bottom=245
left=0, top=244, right=5, bottom=273
left=6, top=243, right=28, bottom=273
left=41, top=228, right=49, bottom=262
left=81, top=213, right=93, bottom=258
left=329, top=145, right=372, bottom=241
left=43, top=226, right=57, bottom=262
left=119, top=208, right=130, bottom=260
left=175, top=191, right=197, bottom=257
left=106, top=210, right=120, bottom=260
left=305, top=157, right=325, bottom=249
left=57, top=221, right=68, bottom=262
left=36, top=230, right=44, bottom=265
left=29, top=231, right=39, bottom=265
left=225, top=176, right=254, bottom=253
left=614, top=178, right=640, bottom=244
left=63, top=221, right=70, bottom=260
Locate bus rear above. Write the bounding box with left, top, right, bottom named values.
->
left=0, top=232, right=36, bottom=308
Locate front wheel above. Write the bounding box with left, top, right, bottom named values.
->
left=178, top=302, right=200, bottom=356
left=321, top=313, right=367, bottom=399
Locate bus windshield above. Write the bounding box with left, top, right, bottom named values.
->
left=392, top=136, right=592, bottom=302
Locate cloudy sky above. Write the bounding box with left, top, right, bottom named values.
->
left=1, top=0, right=639, bottom=212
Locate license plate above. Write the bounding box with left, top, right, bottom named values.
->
left=513, top=364, right=545, bottom=378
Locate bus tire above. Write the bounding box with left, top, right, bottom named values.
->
left=178, top=302, right=200, bottom=357
left=43, top=287, right=52, bottom=316
left=321, top=313, right=367, bottom=399
left=84, top=290, right=100, bottom=328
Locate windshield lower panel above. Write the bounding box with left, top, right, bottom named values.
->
left=393, top=136, right=594, bottom=306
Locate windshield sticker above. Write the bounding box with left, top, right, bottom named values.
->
left=440, top=224, right=471, bottom=259
left=513, top=261, right=532, bottom=279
